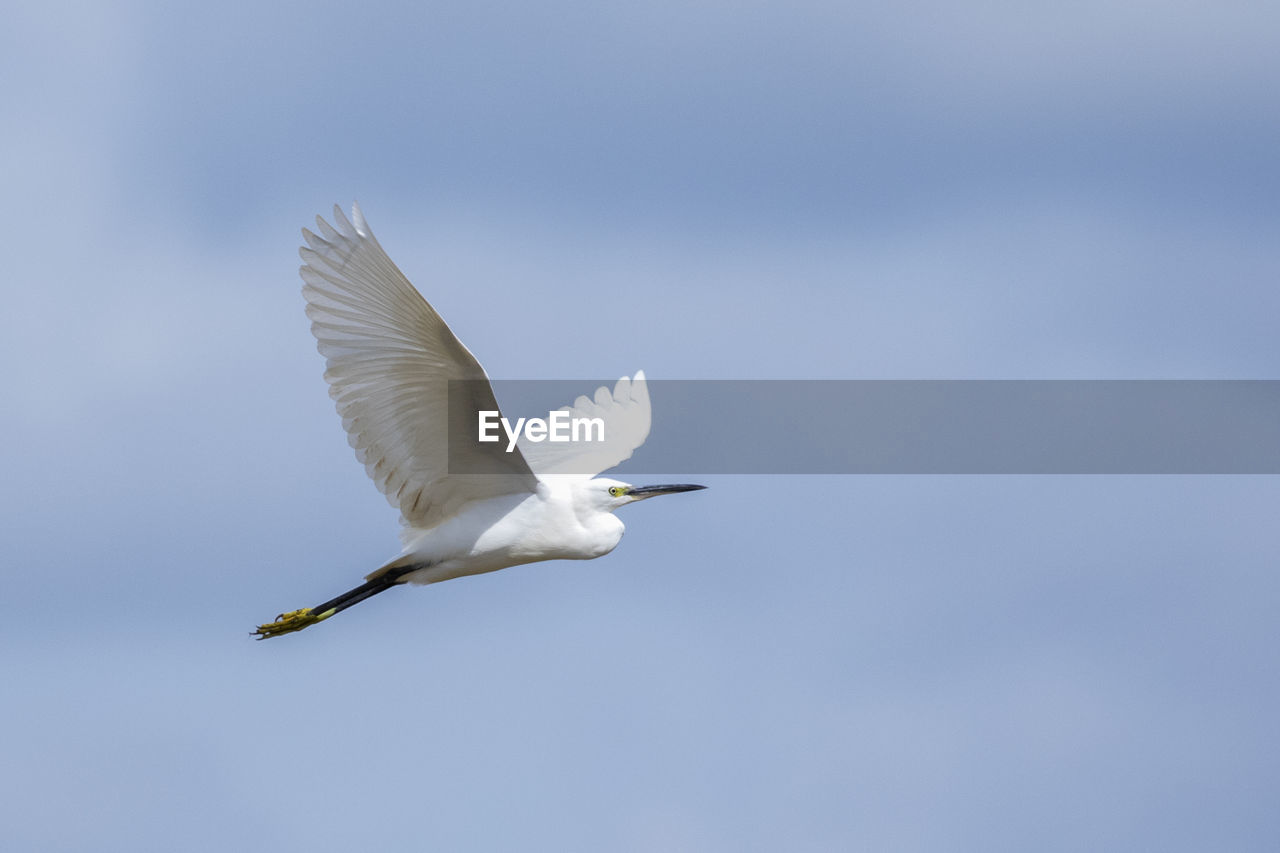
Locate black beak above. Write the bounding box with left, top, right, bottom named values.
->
left=628, top=484, right=708, bottom=498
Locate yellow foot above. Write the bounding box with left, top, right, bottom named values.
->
left=253, top=607, right=333, bottom=639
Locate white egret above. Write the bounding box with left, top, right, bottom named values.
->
left=255, top=203, right=705, bottom=638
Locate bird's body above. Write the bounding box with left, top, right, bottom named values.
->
left=255, top=204, right=703, bottom=638
left=386, top=477, right=628, bottom=586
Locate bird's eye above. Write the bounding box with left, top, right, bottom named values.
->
left=608, top=486, right=625, bottom=497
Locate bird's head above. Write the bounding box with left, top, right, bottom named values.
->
left=593, top=478, right=706, bottom=512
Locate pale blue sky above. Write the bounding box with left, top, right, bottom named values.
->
left=3, top=1, right=1279, bottom=850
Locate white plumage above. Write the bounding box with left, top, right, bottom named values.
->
left=255, top=203, right=703, bottom=638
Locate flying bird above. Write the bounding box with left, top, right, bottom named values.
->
left=255, top=204, right=704, bottom=638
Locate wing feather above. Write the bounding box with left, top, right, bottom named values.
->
left=516, top=371, right=652, bottom=477
left=300, top=203, right=537, bottom=530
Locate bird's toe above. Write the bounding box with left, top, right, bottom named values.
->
left=253, top=608, right=320, bottom=639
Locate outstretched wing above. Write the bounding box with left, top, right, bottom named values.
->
left=516, top=372, right=652, bottom=477
left=300, top=203, right=538, bottom=530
